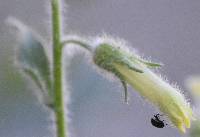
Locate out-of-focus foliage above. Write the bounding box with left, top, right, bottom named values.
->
left=190, top=120, right=200, bottom=137
left=7, top=18, right=52, bottom=105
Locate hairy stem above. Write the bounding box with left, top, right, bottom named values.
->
left=52, top=0, right=67, bottom=137
left=62, top=39, right=93, bottom=52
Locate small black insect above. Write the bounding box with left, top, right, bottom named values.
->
left=151, top=114, right=167, bottom=128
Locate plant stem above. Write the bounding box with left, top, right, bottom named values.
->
left=62, top=39, right=93, bottom=52
left=51, top=0, right=67, bottom=137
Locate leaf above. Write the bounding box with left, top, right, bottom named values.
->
left=18, top=26, right=52, bottom=94
left=7, top=18, right=52, bottom=98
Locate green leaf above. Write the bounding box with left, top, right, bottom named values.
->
left=18, top=26, right=52, bottom=94
left=8, top=18, right=52, bottom=100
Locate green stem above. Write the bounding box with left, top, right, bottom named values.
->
left=51, top=0, right=67, bottom=137
left=62, top=39, right=93, bottom=52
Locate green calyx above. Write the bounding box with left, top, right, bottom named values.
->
left=93, top=43, right=162, bottom=103
left=93, top=43, right=143, bottom=73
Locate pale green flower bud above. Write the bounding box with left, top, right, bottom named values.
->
left=93, top=37, right=193, bottom=133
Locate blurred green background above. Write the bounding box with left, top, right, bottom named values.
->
left=0, top=0, right=200, bottom=137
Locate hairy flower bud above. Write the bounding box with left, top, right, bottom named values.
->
left=93, top=37, right=193, bottom=133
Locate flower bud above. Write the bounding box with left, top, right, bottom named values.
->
left=93, top=37, right=193, bottom=133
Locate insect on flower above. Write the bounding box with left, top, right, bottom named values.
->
left=93, top=36, right=194, bottom=133
left=151, top=114, right=167, bottom=128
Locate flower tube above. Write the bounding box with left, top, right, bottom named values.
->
left=93, top=37, right=193, bottom=133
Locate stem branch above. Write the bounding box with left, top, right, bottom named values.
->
left=62, top=39, right=93, bottom=52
